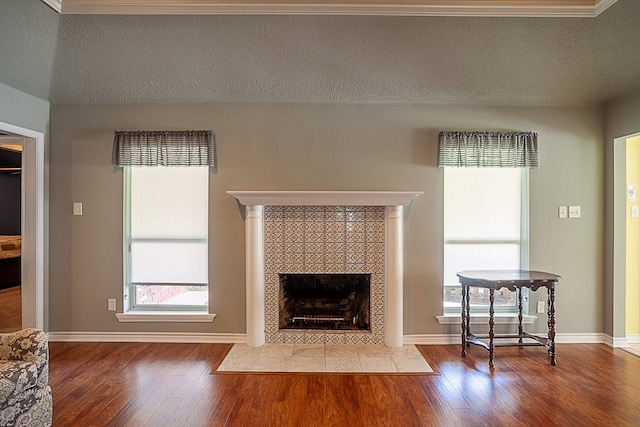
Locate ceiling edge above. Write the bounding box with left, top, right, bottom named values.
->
left=53, top=0, right=619, bottom=17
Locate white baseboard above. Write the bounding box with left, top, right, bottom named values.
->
left=603, top=334, right=629, bottom=348
left=626, top=334, right=640, bottom=344
left=555, top=333, right=607, bottom=344
left=47, top=332, right=246, bottom=343
left=46, top=331, right=618, bottom=346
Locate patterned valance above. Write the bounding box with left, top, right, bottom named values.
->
left=111, top=130, right=215, bottom=167
left=437, top=131, right=539, bottom=168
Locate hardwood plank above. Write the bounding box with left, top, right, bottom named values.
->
left=48, top=342, right=640, bottom=426
left=0, top=285, right=21, bottom=332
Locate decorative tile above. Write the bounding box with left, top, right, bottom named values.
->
left=263, top=205, right=386, bottom=345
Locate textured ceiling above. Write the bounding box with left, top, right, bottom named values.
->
left=1, top=0, right=639, bottom=106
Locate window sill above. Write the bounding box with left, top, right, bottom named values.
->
left=436, top=313, right=537, bottom=325
left=116, top=311, right=216, bottom=323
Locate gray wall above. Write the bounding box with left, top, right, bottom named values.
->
left=604, top=90, right=640, bottom=338
left=0, top=83, right=50, bottom=134
left=49, top=102, right=604, bottom=336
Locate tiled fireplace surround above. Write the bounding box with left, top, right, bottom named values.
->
left=228, top=191, right=422, bottom=348
left=264, top=205, right=385, bottom=344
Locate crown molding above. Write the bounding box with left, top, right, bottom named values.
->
left=51, top=0, right=618, bottom=17
left=41, top=0, right=62, bottom=13
left=595, top=0, right=618, bottom=16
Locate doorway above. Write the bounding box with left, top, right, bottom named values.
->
left=614, top=131, right=640, bottom=350
left=0, top=121, right=45, bottom=331
left=0, top=140, right=22, bottom=332
left=625, top=135, right=640, bottom=347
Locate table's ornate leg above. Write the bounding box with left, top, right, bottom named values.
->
left=489, top=287, right=495, bottom=368
left=465, top=285, right=471, bottom=346
left=461, top=284, right=467, bottom=357
left=517, top=287, right=523, bottom=344
left=548, top=285, right=557, bottom=366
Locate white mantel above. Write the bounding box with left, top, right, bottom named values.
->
left=228, top=191, right=422, bottom=348
left=227, top=190, right=422, bottom=206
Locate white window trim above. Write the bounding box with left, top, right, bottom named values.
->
left=442, top=168, right=530, bottom=316
left=116, top=311, right=215, bottom=323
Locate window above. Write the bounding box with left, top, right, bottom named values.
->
left=443, top=167, right=528, bottom=313
left=124, top=166, right=209, bottom=310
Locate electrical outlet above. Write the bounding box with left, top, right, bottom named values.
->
left=108, top=299, right=116, bottom=311
left=569, top=205, right=581, bottom=218
left=537, top=301, right=545, bottom=314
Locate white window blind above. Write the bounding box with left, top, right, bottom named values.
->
left=130, top=166, right=208, bottom=285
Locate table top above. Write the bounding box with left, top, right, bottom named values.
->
left=457, top=270, right=561, bottom=289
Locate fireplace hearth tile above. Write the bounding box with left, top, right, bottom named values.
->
left=252, top=356, right=291, bottom=372
left=216, top=344, right=434, bottom=373
left=261, top=343, right=294, bottom=358
left=325, top=356, right=362, bottom=373
left=292, top=343, right=325, bottom=358
left=290, top=355, right=326, bottom=372
left=359, top=356, right=397, bottom=372
left=355, top=345, right=392, bottom=358
left=325, top=344, right=359, bottom=358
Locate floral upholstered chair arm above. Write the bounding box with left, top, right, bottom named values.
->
left=0, top=329, right=52, bottom=426
left=0, top=329, right=48, bottom=368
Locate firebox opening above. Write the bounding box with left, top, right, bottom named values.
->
left=279, top=274, right=371, bottom=331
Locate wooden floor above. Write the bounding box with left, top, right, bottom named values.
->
left=0, top=285, right=21, bottom=332
left=48, top=342, right=640, bottom=426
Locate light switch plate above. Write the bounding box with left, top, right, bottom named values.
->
left=632, top=206, right=639, bottom=218
left=558, top=206, right=568, bottom=218
left=569, top=205, right=581, bottom=218
left=73, top=202, right=83, bottom=216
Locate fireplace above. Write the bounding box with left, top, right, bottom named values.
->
left=227, top=191, right=422, bottom=347
left=263, top=204, right=384, bottom=344
left=279, top=274, right=371, bottom=331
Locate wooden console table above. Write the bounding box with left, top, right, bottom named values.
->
left=457, top=270, right=561, bottom=368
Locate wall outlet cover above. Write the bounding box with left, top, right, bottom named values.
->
left=569, top=205, right=581, bottom=218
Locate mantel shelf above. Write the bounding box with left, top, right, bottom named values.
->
left=227, top=191, right=423, bottom=206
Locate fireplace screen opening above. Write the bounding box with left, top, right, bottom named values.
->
left=279, top=274, right=371, bottom=331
